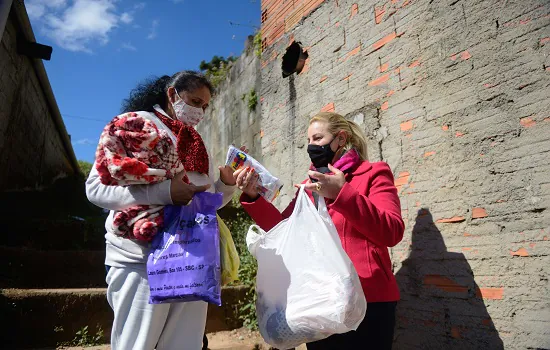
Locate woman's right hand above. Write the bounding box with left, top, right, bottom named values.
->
left=234, top=167, right=260, bottom=200
left=170, top=171, right=211, bottom=205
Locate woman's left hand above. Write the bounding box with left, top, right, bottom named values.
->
left=219, top=146, right=249, bottom=186
left=298, top=164, right=346, bottom=200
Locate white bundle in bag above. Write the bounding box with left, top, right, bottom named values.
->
left=246, top=185, right=367, bottom=349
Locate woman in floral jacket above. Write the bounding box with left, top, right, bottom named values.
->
left=86, top=71, right=238, bottom=350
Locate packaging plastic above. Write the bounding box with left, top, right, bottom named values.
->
left=217, top=214, right=240, bottom=285
left=147, top=192, right=222, bottom=305
left=225, top=146, right=283, bottom=202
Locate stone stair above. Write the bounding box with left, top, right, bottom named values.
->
left=0, top=217, right=248, bottom=349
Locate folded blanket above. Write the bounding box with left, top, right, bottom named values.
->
left=95, top=112, right=184, bottom=241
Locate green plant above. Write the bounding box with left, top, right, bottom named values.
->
left=78, top=160, right=93, bottom=177
left=253, top=31, right=262, bottom=58
left=241, top=89, right=258, bottom=113
left=199, top=55, right=237, bottom=88
left=247, top=89, right=258, bottom=112
left=219, top=194, right=258, bottom=329
left=60, top=325, right=104, bottom=347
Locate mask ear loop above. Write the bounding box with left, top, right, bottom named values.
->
left=173, top=88, right=182, bottom=103
left=332, top=132, right=347, bottom=159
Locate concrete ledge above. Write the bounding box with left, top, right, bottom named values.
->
left=0, top=288, right=110, bottom=349
left=0, top=286, right=248, bottom=348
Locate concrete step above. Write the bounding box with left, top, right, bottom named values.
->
left=0, top=215, right=106, bottom=251
left=0, top=246, right=105, bottom=288
left=0, top=286, right=248, bottom=349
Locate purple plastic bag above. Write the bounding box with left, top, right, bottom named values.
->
left=147, top=191, right=223, bottom=306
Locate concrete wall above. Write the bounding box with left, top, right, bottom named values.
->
left=197, top=36, right=262, bottom=169
left=200, top=0, right=550, bottom=348
left=257, top=0, right=550, bottom=348
left=0, top=3, right=78, bottom=192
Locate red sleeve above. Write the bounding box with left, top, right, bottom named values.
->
left=331, top=162, right=404, bottom=247
left=240, top=187, right=300, bottom=232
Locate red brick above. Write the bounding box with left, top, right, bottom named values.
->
left=476, top=287, right=504, bottom=300
left=461, top=50, right=472, bottom=60
left=442, top=125, right=449, bottom=131
left=424, top=151, right=436, bottom=158
left=379, top=62, right=389, bottom=72
left=472, top=207, right=488, bottom=218
left=375, top=5, right=386, bottom=24
left=400, top=120, right=413, bottom=131
left=369, top=73, right=390, bottom=86
left=381, top=101, right=389, bottom=110
left=319, top=75, right=328, bottom=83
left=339, top=45, right=361, bottom=62
left=436, top=216, right=466, bottom=223
left=387, top=90, right=395, bottom=97
left=520, top=117, right=536, bottom=127
left=342, top=73, right=352, bottom=81
left=321, top=102, right=335, bottom=112
left=451, top=327, right=461, bottom=339
left=423, top=275, right=468, bottom=293
left=285, top=4, right=306, bottom=32
left=541, top=37, right=550, bottom=45
left=408, top=60, right=420, bottom=68
left=350, top=3, right=359, bottom=18
left=373, top=32, right=397, bottom=51
left=510, top=248, right=529, bottom=257
left=455, top=131, right=465, bottom=137
left=394, top=171, right=410, bottom=191
left=299, top=57, right=311, bottom=75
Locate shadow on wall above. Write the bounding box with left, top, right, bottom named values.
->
left=394, top=209, right=503, bottom=349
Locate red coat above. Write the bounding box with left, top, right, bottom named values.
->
left=240, top=161, right=404, bottom=302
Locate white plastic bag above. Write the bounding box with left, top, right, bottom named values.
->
left=246, top=185, right=367, bottom=349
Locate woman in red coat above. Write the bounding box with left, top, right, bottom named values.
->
left=234, top=111, right=405, bottom=350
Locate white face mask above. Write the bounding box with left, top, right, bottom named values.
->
left=171, top=88, right=205, bottom=126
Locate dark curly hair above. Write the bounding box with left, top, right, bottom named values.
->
left=120, top=70, right=214, bottom=113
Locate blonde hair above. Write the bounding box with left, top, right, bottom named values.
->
left=310, top=112, right=369, bottom=160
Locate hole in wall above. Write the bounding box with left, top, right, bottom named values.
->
left=281, top=41, right=308, bottom=78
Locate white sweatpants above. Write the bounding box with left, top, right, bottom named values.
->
left=106, top=265, right=208, bottom=350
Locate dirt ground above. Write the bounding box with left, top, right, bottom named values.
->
left=55, top=328, right=308, bottom=350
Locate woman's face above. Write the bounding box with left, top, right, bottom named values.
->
left=307, top=121, right=345, bottom=150
left=168, top=85, right=211, bottom=111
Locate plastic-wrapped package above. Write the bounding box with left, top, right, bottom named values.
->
left=225, top=146, right=283, bottom=202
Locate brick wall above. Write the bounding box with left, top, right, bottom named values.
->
left=0, top=8, right=76, bottom=191
left=256, top=0, right=550, bottom=348
left=198, top=36, right=262, bottom=169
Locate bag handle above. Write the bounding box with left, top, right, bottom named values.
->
left=246, top=224, right=265, bottom=256
left=289, top=184, right=308, bottom=219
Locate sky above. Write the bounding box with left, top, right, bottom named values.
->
left=26, top=0, right=260, bottom=163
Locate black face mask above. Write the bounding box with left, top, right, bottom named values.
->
left=307, top=137, right=337, bottom=170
